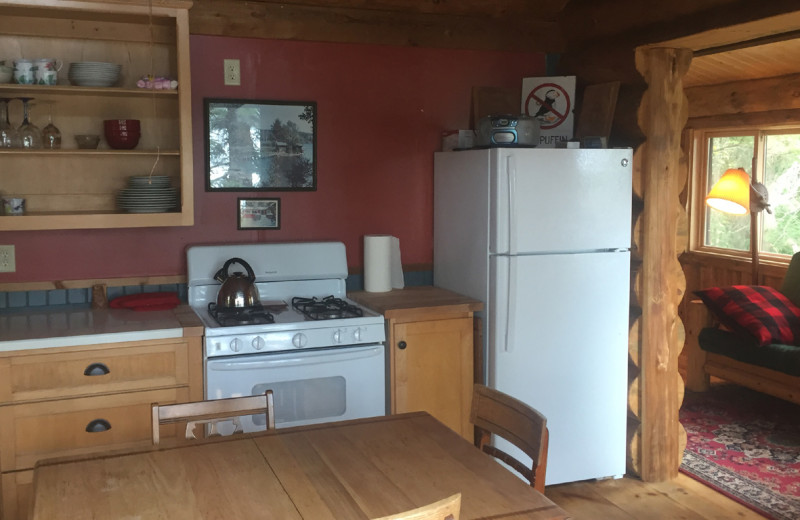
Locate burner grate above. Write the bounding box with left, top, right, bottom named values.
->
left=208, top=302, right=275, bottom=327
left=292, top=296, right=364, bottom=321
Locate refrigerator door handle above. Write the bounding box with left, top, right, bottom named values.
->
left=504, top=256, right=517, bottom=353
left=507, top=155, right=518, bottom=255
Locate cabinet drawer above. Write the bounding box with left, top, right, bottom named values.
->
left=0, top=387, right=188, bottom=472
left=0, top=339, right=190, bottom=403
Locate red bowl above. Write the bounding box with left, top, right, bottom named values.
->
left=106, top=136, right=140, bottom=149
left=104, top=119, right=141, bottom=149
left=104, top=119, right=140, bottom=133
left=105, top=133, right=140, bottom=149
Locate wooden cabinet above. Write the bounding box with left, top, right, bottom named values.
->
left=348, top=287, right=483, bottom=441
left=0, top=0, right=193, bottom=230
left=0, top=334, right=202, bottom=520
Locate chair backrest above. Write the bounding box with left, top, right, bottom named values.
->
left=371, top=493, right=461, bottom=520
left=470, top=384, right=548, bottom=492
left=151, top=390, right=274, bottom=445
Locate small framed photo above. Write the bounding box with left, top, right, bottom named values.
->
left=237, top=198, right=280, bottom=230
left=205, top=98, right=316, bottom=191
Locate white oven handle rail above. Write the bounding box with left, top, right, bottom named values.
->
left=208, top=345, right=384, bottom=370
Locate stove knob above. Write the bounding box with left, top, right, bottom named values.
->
left=292, top=333, right=308, bottom=348
left=353, top=327, right=362, bottom=342
left=230, top=338, right=242, bottom=352
left=333, top=329, right=342, bottom=343
left=252, top=336, right=266, bottom=350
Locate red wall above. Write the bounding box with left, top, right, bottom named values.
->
left=2, top=36, right=544, bottom=283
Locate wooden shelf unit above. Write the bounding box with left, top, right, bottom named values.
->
left=0, top=0, right=194, bottom=231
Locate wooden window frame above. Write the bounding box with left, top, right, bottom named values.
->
left=688, top=125, right=800, bottom=268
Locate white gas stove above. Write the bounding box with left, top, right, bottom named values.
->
left=186, top=241, right=387, bottom=431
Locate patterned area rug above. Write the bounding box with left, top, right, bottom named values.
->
left=680, top=384, right=800, bottom=519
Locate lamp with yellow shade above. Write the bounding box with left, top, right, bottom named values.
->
left=705, top=167, right=771, bottom=284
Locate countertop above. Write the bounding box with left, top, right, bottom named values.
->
left=0, top=304, right=203, bottom=353
left=348, top=286, right=483, bottom=318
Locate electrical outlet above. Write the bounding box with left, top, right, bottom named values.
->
left=224, top=59, right=240, bottom=86
left=0, top=245, right=15, bottom=273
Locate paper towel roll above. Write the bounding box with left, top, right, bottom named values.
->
left=364, top=235, right=404, bottom=292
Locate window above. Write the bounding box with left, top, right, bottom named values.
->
left=695, top=128, right=800, bottom=259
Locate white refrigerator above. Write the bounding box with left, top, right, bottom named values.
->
left=433, top=147, right=632, bottom=485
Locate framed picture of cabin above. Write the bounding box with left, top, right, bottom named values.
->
left=205, top=98, right=317, bottom=191
left=237, top=197, right=281, bottom=230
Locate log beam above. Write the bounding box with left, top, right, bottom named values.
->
left=684, top=72, right=800, bottom=132
left=562, top=0, right=800, bottom=51
left=635, top=46, right=692, bottom=482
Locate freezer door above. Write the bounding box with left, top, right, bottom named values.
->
left=489, top=251, right=629, bottom=485
left=490, top=148, right=632, bottom=254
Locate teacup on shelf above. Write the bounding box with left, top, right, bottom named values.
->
left=2, top=197, right=25, bottom=215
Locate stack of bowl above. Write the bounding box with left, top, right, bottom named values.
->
left=68, top=62, right=121, bottom=87
left=104, top=119, right=140, bottom=149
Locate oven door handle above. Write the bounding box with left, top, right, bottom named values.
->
left=208, top=345, right=384, bottom=370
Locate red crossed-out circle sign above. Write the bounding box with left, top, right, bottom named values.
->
left=524, top=83, right=571, bottom=130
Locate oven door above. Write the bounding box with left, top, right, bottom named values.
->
left=205, top=344, right=386, bottom=433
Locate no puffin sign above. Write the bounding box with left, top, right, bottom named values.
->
left=521, top=76, right=575, bottom=148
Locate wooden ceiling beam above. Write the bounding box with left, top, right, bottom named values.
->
left=225, top=0, right=570, bottom=20
left=188, top=0, right=564, bottom=52
left=686, top=72, right=800, bottom=119
left=561, top=0, right=800, bottom=51
left=658, top=11, right=800, bottom=53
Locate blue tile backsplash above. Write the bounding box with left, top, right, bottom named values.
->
left=0, top=270, right=433, bottom=312
left=0, top=284, right=190, bottom=311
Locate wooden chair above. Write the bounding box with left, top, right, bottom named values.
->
left=470, top=384, right=549, bottom=493
left=371, top=493, right=461, bottom=520
left=151, top=390, right=274, bottom=445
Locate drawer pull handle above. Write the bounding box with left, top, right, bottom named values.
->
left=398, top=341, right=407, bottom=350
left=84, top=363, right=110, bottom=376
left=85, top=419, right=112, bottom=433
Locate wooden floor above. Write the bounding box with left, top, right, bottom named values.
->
left=545, top=474, right=764, bottom=519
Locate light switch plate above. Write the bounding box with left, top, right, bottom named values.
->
left=0, top=245, right=15, bottom=273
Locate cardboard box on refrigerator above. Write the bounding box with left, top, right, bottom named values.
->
left=521, top=76, right=575, bottom=148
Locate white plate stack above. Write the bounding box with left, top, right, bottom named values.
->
left=68, top=62, right=121, bottom=87
left=117, top=176, right=178, bottom=213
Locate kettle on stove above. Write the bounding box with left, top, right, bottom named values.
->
left=214, top=257, right=260, bottom=308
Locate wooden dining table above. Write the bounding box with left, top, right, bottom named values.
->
left=31, top=412, right=571, bottom=520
